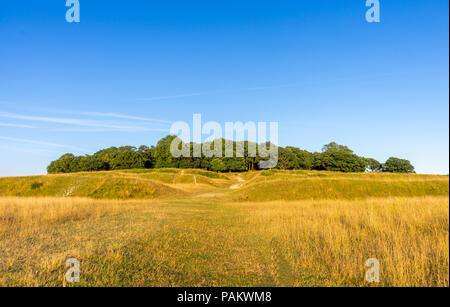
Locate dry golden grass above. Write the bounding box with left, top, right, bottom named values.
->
left=229, top=196, right=449, bottom=287
left=0, top=197, right=167, bottom=286
left=0, top=194, right=448, bottom=287
left=0, top=197, right=144, bottom=233
left=232, top=172, right=449, bottom=201
left=0, top=170, right=448, bottom=286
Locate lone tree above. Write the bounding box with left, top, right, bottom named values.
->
left=382, top=157, right=415, bottom=173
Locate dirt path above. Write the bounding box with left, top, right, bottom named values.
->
left=229, top=176, right=245, bottom=190
left=195, top=175, right=246, bottom=199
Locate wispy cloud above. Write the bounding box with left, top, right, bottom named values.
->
left=0, top=122, right=35, bottom=128
left=0, top=112, right=134, bottom=129
left=0, top=136, right=81, bottom=150
left=76, top=112, right=171, bottom=123
left=48, top=127, right=170, bottom=133
left=0, top=111, right=170, bottom=131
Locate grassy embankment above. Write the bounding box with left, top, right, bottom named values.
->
left=0, top=169, right=448, bottom=287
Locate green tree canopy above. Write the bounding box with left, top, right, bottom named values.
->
left=47, top=153, right=76, bottom=174
left=286, top=147, right=314, bottom=170
left=47, top=136, right=415, bottom=175
left=322, top=142, right=354, bottom=154
left=313, top=151, right=366, bottom=173
left=210, top=158, right=227, bottom=172
left=382, top=157, right=415, bottom=173
left=153, top=135, right=180, bottom=168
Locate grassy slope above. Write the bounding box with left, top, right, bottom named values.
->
left=0, top=169, right=448, bottom=287
left=234, top=178, right=449, bottom=201
left=0, top=169, right=448, bottom=200
left=233, top=170, right=449, bottom=200
left=0, top=170, right=189, bottom=199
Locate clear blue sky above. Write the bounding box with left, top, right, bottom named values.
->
left=0, top=0, right=448, bottom=176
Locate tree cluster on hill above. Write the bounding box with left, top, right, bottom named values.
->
left=47, top=136, right=415, bottom=174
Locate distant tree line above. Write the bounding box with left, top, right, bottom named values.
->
left=47, top=136, right=415, bottom=174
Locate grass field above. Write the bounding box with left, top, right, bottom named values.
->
left=0, top=169, right=448, bottom=287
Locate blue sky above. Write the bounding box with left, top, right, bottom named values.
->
left=0, top=0, right=448, bottom=176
